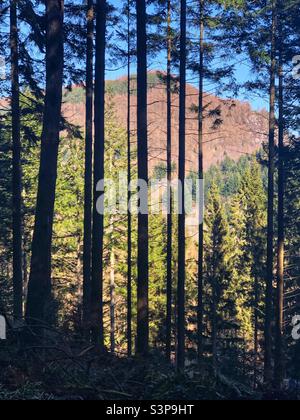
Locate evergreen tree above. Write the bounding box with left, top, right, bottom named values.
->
left=10, top=0, right=23, bottom=321
left=26, top=0, right=65, bottom=333
left=166, top=0, right=173, bottom=363
left=228, top=161, right=267, bottom=382
left=176, top=0, right=187, bottom=372
left=82, top=0, right=94, bottom=337
left=285, top=138, right=300, bottom=383
left=136, top=0, right=149, bottom=356
left=126, top=0, right=133, bottom=358
left=91, top=0, right=106, bottom=349
left=240, top=162, right=267, bottom=380
left=205, top=182, right=231, bottom=372
left=264, top=0, right=277, bottom=385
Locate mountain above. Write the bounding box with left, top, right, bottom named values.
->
left=63, top=73, right=268, bottom=174
left=1, top=73, right=267, bottom=174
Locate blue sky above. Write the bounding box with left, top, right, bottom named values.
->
left=106, top=0, right=269, bottom=112
left=1, top=0, right=268, bottom=111
left=106, top=45, right=268, bottom=112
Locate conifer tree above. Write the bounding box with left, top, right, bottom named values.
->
left=82, top=0, right=94, bottom=337
left=166, top=0, right=173, bottom=363
left=136, top=0, right=149, bottom=356
left=197, top=0, right=204, bottom=362
left=265, top=0, right=277, bottom=385
left=126, top=0, right=133, bottom=357
left=10, top=0, right=23, bottom=320
left=239, top=161, right=267, bottom=384
left=274, top=0, right=286, bottom=389
left=26, top=0, right=64, bottom=331
left=91, top=0, right=106, bottom=349
left=177, top=0, right=187, bottom=372
left=223, top=162, right=267, bottom=378
left=205, top=182, right=230, bottom=373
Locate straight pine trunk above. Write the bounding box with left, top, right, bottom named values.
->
left=110, top=247, right=115, bottom=354
left=166, top=0, right=173, bottom=362
left=127, top=0, right=132, bottom=357
left=82, top=0, right=94, bottom=337
left=254, top=276, right=259, bottom=389
left=177, top=0, right=186, bottom=372
left=275, top=0, right=285, bottom=388
left=91, top=0, right=106, bottom=349
left=10, top=0, right=23, bottom=320
left=264, top=0, right=277, bottom=386
left=212, top=286, right=217, bottom=373
left=197, top=0, right=204, bottom=362
left=136, top=0, right=149, bottom=356
left=26, top=0, right=64, bottom=330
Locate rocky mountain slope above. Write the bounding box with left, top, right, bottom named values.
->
left=1, top=73, right=268, bottom=173
left=63, top=74, right=268, bottom=174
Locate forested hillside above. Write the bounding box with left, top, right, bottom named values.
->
left=61, top=76, right=269, bottom=172
left=0, top=0, right=299, bottom=403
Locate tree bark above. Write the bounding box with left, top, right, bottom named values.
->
left=82, top=0, right=94, bottom=338
left=275, top=0, right=285, bottom=389
left=26, top=0, right=64, bottom=330
left=127, top=0, right=132, bottom=357
left=136, top=0, right=149, bottom=356
left=91, top=0, right=106, bottom=350
left=110, top=246, right=115, bottom=354
left=264, top=0, right=277, bottom=386
left=212, top=275, right=217, bottom=373
left=254, top=275, right=259, bottom=389
left=177, top=0, right=186, bottom=372
left=197, top=0, right=204, bottom=362
left=166, top=0, right=172, bottom=362
left=10, top=0, right=23, bottom=321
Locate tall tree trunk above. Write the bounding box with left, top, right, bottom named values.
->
left=109, top=150, right=115, bottom=354
left=110, top=246, right=115, bottom=354
left=26, top=0, right=64, bottom=330
left=136, top=0, right=149, bottom=356
left=177, top=0, right=186, bottom=372
left=254, top=275, right=259, bottom=389
left=275, top=0, right=285, bottom=389
left=197, top=0, right=204, bottom=362
left=23, top=235, right=28, bottom=303
left=264, top=0, right=277, bottom=386
left=10, top=0, right=23, bottom=321
left=91, top=0, right=106, bottom=350
left=212, top=263, right=217, bottom=373
left=166, top=0, right=172, bottom=362
left=127, top=0, right=132, bottom=357
left=82, top=0, right=94, bottom=338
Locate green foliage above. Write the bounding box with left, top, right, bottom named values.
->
left=205, top=154, right=267, bottom=199
left=227, top=160, right=267, bottom=343
left=152, top=162, right=176, bottom=181
left=149, top=214, right=167, bottom=346
left=103, top=101, right=136, bottom=350
left=63, top=73, right=163, bottom=105
left=0, top=124, right=13, bottom=312
left=203, top=181, right=239, bottom=368
left=201, top=157, right=267, bottom=373
left=285, top=139, right=300, bottom=381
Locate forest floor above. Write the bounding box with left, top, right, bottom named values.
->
left=0, top=331, right=298, bottom=401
